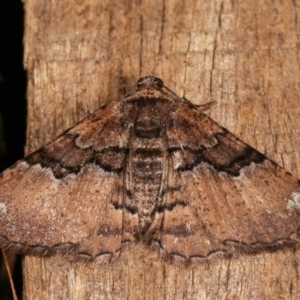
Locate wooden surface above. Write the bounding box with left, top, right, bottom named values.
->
left=22, top=0, right=300, bottom=299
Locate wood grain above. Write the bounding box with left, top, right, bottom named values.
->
left=21, top=0, right=300, bottom=299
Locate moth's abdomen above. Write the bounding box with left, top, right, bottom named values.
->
left=127, top=141, right=165, bottom=234
left=132, top=154, right=163, bottom=183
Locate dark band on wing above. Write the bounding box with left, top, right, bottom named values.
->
left=25, top=136, right=129, bottom=179
left=170, top=132, right=266, bottom=176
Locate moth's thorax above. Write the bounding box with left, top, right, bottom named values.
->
left=122, top=89, right=177, bottom=139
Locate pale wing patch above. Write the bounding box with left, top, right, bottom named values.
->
left=0, top=202, right=7, bottom=214
left=287, top=192, right=300, bottom=212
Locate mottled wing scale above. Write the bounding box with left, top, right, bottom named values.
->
left=158, top=101, right=300, bottom=259
left=0, top=75, right=300, bottom=263
left=0, top=103, right=130, bottom=261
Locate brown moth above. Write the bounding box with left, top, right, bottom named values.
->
left=0, top=76, right=300, bottom=263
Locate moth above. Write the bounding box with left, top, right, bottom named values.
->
left=0, top=76, right=300, bottom=263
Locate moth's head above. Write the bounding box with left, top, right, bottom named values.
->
left=123, top=76, right=175, bottom=108
left=136, top=76, right=164, bottom=90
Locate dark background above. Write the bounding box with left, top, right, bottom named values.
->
left=0, top=0, right=27, bottom=299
